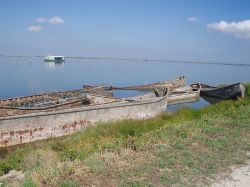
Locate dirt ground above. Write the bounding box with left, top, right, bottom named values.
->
left=212, top=160, right=250, bottom=187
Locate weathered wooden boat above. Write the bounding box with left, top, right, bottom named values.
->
left=167, top=86, right=200, bottom=105
left=82, top=83, right=114, bottom=97
left=83, top=76, right=186, bottom=92
left=191, top=83, right=245, bottom=104
left=0, top=88, right=169, bottom=147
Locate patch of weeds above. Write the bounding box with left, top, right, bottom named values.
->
left=175, top=107, right=201, bottom=121
left=157, top=154, right=175, bottom=168
left=131, top=164, right=152, bottom=177
left=50, top=140, right=66, bottom=152
left=245, top=83, right=250, bottom=97
left=203, top=137, right=229, bottom=152
left=59, top=180, right=80, bottom=187
left=101, top=139, right=122, bottom=152
left=179, top=150, right=195, bottom=168
left=62, top=149, right=79, bottom=161
left=121, top=180, right=149, bottom=187
left=123, top=136, right=140, bottom=150
left=33, top=166, right=61, bottom=186
left=159, top=171, right=183, bottom=186
left=23, top=173, right=37, bottom=187
left=0, top=181, right=7, bottom=187
left=174, top=140, right=189, bottom=150
left=84, top=158, right=105, bottom=173
left=0, top=162, right=14, bottom=176
left=0, top=146, right=32, bottom=175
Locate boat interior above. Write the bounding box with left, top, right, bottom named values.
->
left=0, top=87, right=168, bottom=117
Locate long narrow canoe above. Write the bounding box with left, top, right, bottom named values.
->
left=192, top=83, right=245, bottom=104
left=83, top=76, right=186, bottom=92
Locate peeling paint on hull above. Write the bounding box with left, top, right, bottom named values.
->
left=0, top=94, right=168, bottom=147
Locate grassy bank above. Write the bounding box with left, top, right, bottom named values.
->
left=0, top=84, right=250, bottom=186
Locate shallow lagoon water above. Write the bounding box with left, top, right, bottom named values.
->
left=0, top=57, right=249, bottom=109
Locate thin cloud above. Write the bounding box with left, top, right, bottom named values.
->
left=28, top=16, right=64, bottom=32
left=187, top=17, right=198, bottom=22
left=36, top=17, right=46, bottom=23
left=48, top=16, right=65, bottom=24
left=207, top=19, right=250, bottom=40
left=27, top=25, right=43, bottom=32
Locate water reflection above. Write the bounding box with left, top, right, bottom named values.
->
left=167, top=98, right=210, bottom=111
left=44, top=61, right=65, bottom=69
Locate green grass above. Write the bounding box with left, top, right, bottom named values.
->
left=0, top=83, right=249, bottom=186
left=22, top=173, right=37, bottom=187
left=59, top=180, right=80, bottom=187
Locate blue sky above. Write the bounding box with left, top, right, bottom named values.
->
left=1, top=0, right=250, bottom=63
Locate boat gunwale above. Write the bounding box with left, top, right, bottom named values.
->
left=0, top=89, right=84, bottom=102
left=199, top=82, right=244, bottom=91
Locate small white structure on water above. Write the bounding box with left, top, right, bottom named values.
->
left=44, top=56, right=65, bottom=62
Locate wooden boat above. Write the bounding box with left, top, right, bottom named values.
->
left=167, top=86, right=200, bottom=105
left=0, top=88, right=121, bottom=117
left=0, top=88, right=169, bottom=147
left=82, top=76, right=186, bottom=92
left=82, top=83, right=114, bottom=97
left=191, top=83, right=245, bottom=104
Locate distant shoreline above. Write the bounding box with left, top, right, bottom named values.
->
left=1, top=55, right=250, bottom=67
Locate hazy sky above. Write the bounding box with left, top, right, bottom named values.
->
left=1, top=0, right=250, bottom=63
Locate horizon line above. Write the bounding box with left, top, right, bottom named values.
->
left=0, top=54, right=250, bottom=67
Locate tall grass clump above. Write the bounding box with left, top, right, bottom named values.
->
left=0, top=146, right=32, bottom=175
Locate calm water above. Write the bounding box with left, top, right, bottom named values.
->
left=0, top=57, right=249, bottom=109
